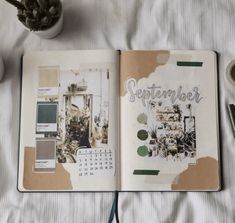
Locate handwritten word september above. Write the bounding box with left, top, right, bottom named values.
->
left=126, top=79, right=203, bottom=106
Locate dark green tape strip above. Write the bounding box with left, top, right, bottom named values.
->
left=133, top=170, right=160, bottom=175
left=177, top=61, right=203, bottom=67
left=228, top=104, right=235, bottom=138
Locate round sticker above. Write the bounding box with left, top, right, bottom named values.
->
left=137, top=145, right=149, bottom=157
left=137, top=113, right=148, bottom=124
left=137, top=129, right=148, bottom=141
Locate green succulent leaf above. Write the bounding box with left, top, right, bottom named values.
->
left=17, top=14, right=26, bottom=23
left=49, top=6, right=57, bottom=15
left=24, top=0, right=33, bottom=10
left=32, top=9, right=39, bottom=18
left=49, top=0, right=59, bottom=6
left=5, top=0, right=25, bottom=10
left=37, top=0, right=48, bottom=10
left=26, top=17, right=40, bottom=30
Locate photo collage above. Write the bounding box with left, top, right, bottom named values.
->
left=136, top=99, right=197, bottom=162
left=35, top=66, right=114, bottom=176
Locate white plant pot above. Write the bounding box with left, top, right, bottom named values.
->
left=0, top=55, right=4, bottom=81
left=22, top=12, right=64, bottom=39
left=34, top=13, right=64, bottom=39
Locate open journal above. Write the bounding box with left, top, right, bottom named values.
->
left=18, top=50, right=220, bottom=191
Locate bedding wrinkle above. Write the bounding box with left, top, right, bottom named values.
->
left=0, top=0, right=235, bottom=222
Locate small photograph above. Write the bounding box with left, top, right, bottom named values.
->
left=54, top=69, right=110, bottom=163
left=137, top=101, right=196, bottom=161
left=36, top=67, right=110, bottom=164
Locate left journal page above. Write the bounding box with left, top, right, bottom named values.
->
left=18, top=50, right=120, bottom=192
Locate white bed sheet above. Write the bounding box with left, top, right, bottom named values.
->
left=0, top=0, right=234, bottom=222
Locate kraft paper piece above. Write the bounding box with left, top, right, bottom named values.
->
left=23, top=147, right=72, bottom=190
left=38, top=67, right=59, bottom=88
left=120, top=50, right=170, bottom=96
left=171, top=157, right=220, bottom=190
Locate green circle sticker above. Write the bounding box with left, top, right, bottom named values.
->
left=137, top=113, right=148, bottom=124
left=137, top=129, right=148, bottom=140
left=137, top=145, right=149, bottom=157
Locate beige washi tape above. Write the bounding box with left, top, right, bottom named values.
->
left=226, top=60, right=235, bottom=86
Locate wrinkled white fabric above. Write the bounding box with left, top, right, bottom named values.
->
left=0, top=0, right=234, bottom=222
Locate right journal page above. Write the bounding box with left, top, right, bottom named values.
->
left=120, top=50, right=220, bottom=191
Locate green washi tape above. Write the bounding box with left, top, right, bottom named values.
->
left=133, top=169, right=160, bottom=175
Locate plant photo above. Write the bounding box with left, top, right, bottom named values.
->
left=137, top=100, right=196, bottom=162
left=56, top=69, right=110, bottom=163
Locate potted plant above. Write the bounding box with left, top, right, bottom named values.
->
left=5, top=0, right=63, bottom=39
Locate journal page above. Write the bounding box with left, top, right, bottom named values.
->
left=18, top=50, right=120, bottom=191
left=120, top=50, right=220, bottom=191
